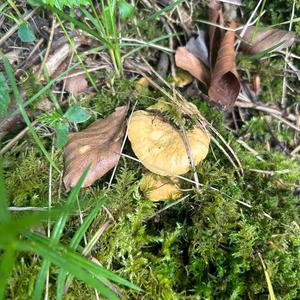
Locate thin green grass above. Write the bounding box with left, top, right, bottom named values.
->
left=3, top=56, right=59, bottom=172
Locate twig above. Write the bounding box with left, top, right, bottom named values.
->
left=249, top=169, right=290, bottom=175
left=145, top=195, right=190, bottom=221
left=180, top=126, right=200, bottom=189
left=291, top=144, right=300, bottom=156
left=236, top=139, right=265, bottom=162
left=235, top=99, right=297, bottom=123
left=0, top=120, right=38, bottom=155
left=160, top=16, right=176, bottom=78
left=38, top=15, right=56, bottom=78
left=8, top=206, right=49, bottom=211
left=235, top=0, right=264, bottom=51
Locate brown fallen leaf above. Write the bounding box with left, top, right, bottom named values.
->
left=208, top=0, right=224, bottom=68
left=240, top=26, right=296, bottom=54
left=63, top=105, right=129, bottom=191
left=175, top=47, right=210, bottom=86
left=65, top=70, right=88, bottom=94
left=208, top=21, right=240, bottom=109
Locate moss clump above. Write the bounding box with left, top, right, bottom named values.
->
left=3, top=140, right=61, bottom=207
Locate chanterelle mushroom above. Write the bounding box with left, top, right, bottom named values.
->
left=140, top=173, right=182, bottom=201
left=128, top=106, right=210, bottom=176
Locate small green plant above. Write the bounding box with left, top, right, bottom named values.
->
left=38, top=104, right=91, bottom=148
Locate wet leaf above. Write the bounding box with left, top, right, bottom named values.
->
left=18, top=23, right=36, bottom=43
left=63, top=105, right=129, bottom=190
left=0, top=73, right=10, bottom=116
left=64, top=105, right=91, bottom=124
left=208, top=21, right=240, bottom=109
left=175, top=47, right=210, bottom=86
left=240, top=26, right=296, bottom=54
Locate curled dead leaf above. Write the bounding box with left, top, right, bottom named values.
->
left=128, top=109, right=210, bottom=176
left=175, top=47, right=210, bottom=86
left=240, top=26, right=296, bottom=54
left=208, top=21, right=240, bottom=109
left=63, top=105, right=129, bottom=191
left=140, top=173, right=182, bottom=201
left=208, top=0, right=224, bottom=68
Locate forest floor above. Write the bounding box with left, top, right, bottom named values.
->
left=0, top=0, right=300, bottom=299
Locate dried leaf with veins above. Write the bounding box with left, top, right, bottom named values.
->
left=175, top=47, right=210, bottom=86
left=208, top=0, right=224, bottom=68
left=240, top=26, right=296, bottom=54
left=208, top=21, right=240, bottom=109
left=63, top=105, right=129, bottom=191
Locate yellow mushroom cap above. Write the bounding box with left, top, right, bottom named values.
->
left=140, top=173, right=182, bottom=201
left=128, top=110, right=210, bottom=176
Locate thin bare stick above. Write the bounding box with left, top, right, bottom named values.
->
left=38, top=15, right=56, bottom=78
left=235, top=0, right=264, bottom=51
left=249, top=169, right=290, bottom=175
left=180, top=127, right=200, bottom=189
left=0, top=120, right=38, bottom=155
left=146, top=195, right=190, bottom=221
left=161, top=16, right=176, bottom=78
left=8, top=206, right=49, bottom=211
left=236, top=139, right=265, bottom=162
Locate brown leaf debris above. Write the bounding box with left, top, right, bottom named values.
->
left=63, top=105, right=129, bottom=191
left=208, top=21, right=240, bottom=109
left=175, top=47, right=210, bottom=87
left=240, top=26, right=296, bottom=54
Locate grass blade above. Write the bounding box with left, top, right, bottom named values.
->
left=145, top=0, right=185, bottom=21
left=0, top=158, right=9, bottom=222
left=2, top=56, right=59, bottom=172
left=2, top=61, right=80, bottom=124
left=32, top=165, right=91, bottom=300
left=0, top=247, right=16, bottom=300
left=56, top=199, right=106, bottom=299
left=17, top=237, right=120, bottom=300
left=258, top=253, right=276, bottom=300
left=27, top=232, right=141, bottom=292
